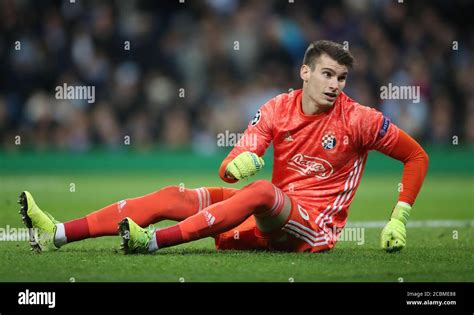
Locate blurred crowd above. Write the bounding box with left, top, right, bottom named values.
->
left=0, top=0, right=473, bottom=153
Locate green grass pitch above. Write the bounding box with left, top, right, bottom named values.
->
left=0, top=171, right=473, bottom=282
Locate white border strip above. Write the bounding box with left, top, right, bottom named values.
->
left=346, top=220, right=474, bottom=228
left=195, top=188, right=203, bottom=212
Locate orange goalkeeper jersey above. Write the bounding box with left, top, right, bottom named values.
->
left=220, top=89, right=400, bottom=234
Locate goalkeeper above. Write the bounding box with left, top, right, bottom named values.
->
left=19, top=40, right=428, bottom=254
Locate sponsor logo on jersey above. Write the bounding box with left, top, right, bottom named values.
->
left=287, top=154, right=334, bottom=179
left=250, top=110, right=261, bottom=126
left=321, top=131, right=337, bottom=150
left=379, top=116, right=390, bottom=138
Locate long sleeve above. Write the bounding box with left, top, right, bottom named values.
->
left=351, top=104, right=428, bottom=206
left=381, top=129, right=429, bottom=205
left=219, top=97, right=275, bottom=183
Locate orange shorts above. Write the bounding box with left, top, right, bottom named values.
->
left=214, top=196, right=333, bottom=253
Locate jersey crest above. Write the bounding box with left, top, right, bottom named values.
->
left=321, top=131, right=337, bottom=150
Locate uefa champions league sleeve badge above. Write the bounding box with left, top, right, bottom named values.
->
left=250, top=110, right=261, bottom=126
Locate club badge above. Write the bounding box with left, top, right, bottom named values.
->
left=322, top=131, right=337, bottom=150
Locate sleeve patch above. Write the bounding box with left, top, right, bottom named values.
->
left=250, top=110, right=261, bottom=126
left=379, top=116, right=390, bottom=138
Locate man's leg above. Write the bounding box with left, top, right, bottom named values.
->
left=136, top=180, right=291, bottom=252
left=212, top=198, right=333, bottom=253
left=49, top=186, right=236, bottom=247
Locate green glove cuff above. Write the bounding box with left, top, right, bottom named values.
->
left=391, top=202, right=411, bottom=225
left=226, top=152, right=264, bottom=180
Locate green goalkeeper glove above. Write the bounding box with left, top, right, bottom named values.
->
left=225, top=152, right=265, bottom=180
left=381, top=202, right=412, bottom=253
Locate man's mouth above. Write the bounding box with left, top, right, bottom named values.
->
left=324, top=92, right=337, bottom=100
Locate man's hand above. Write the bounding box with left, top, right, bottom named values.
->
left=225, top=152, right=264, bottom=180
left=381, top=202, right=411, bottom=252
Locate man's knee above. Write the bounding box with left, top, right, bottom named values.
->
left=244, top=180, right=275, bottom=207
left=159, top=185, right=180, bottom=193
left=154, top=185, right=183, bottom=200
left=159, top=185, right=199, bottom=196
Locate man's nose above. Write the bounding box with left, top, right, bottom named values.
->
left=328, top=78, right=338, bottom=90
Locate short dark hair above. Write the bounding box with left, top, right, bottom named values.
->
left=303, top=40, right=354, bottom=70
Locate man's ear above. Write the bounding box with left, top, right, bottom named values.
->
left=300, top=64, right=311, bottom=82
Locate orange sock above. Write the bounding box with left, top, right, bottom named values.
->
left=154, top=180, right=285, bottom=249
left=61, top=186, right=237, bottom=244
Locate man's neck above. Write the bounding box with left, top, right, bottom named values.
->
left=301, top=92, right=330, bottom=115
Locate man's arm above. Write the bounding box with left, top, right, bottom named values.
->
left=219, top=152, right=265, bottom=182
left=354, top=105, right=429, bottom=252
left=378, top=129, right=429, bottom=252
left=385, top=129, right=429, bottom=206
left=219, top=99, right=275, bottom=183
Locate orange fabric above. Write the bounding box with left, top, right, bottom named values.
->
left=63, top=218, right=90, bottom=242
left=206, top=186, right=237, bottom=203
left=218, top=89, right=401, bottom=233
left=216, top=197, right=333, bottom=253
left=385, top=130, right=429, bottom=206
left=214, top=216, right=268, bottom=250
left=176, top=180, right=284, bottom=245
left=86, top=186, right=201, bottom=237
left=218, top=156, right=238, bottom=183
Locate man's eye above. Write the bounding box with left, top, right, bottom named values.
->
left=323, top=72, right=331, bottom=78
left=338, top=77, right=347, bottom=82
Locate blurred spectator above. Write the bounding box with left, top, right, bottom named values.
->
left=0, top=0, right=473, bottom=153
left=464, top=95, right=474, bottom=143
left=429, top=92, right=454, bottom=143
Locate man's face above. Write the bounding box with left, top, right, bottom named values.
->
left=300, top=53, right=348, bottom=108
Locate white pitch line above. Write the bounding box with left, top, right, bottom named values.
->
left=346, top=220, right=474, bottom=228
